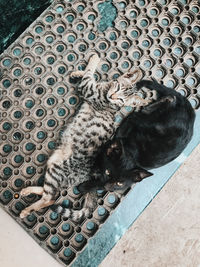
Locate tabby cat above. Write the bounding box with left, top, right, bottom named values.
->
left=20, top=53, right=154, bottom=220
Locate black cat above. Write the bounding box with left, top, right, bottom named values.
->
left=78, top=79, right=195, bottom=192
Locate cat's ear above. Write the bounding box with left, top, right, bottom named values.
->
left=104, top=168, right=153, bottom=191
left=130, top=168, right=153, bottom=182
left=120, top=69, right=143, bottom=84
left=142, top=96, right=176, bottom=114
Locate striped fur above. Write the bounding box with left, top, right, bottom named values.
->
left=51, top=191, right=98, bottom=222
left=20, top=54, right=155, bottom=221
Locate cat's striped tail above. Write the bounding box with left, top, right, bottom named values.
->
left=51, top=204, right=92, bottom=222
left=51, top=192, right=97, bottom=222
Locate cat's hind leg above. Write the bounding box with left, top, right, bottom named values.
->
left=20, top=172, right=59, bottom=218
left=20, top=193, right=55, bottom=218
left=21, top=186, right=44, bottom=196
left=20, top=185, right=56, bottom=219
left=20, top=145, right=71, bottom=218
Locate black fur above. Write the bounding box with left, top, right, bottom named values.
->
left=78, top=80, right=195, bottom=192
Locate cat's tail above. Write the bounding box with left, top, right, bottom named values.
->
left=51, top=205, right=92, bottom=222
left=51, top=192, right=97, bottom=222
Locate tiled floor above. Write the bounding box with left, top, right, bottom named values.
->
left=1, top=144, right=200, bottom=267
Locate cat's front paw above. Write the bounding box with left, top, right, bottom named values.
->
left=89, top=53, right=100, bottom=65
left=70, top=70, right=85, bottom=78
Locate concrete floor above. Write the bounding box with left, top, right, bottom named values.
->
left=0, top=144, right=200, bottom=267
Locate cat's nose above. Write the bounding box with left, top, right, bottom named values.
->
left=111, top=93, right=117, bottom=100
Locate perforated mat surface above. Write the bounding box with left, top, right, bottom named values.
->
left=0, top=0, right=200, bottom=266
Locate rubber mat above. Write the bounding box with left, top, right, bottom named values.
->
left=0, top=0, right=199, bottom=266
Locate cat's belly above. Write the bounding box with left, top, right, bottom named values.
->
left=62, top=102, right=114, bottom=156
left=73, top=121, right=114, bottom=156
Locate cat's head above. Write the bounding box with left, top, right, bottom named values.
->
left=107, top=69, right=143, bottom=107
left=104, top=168, right=153, bottom=191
